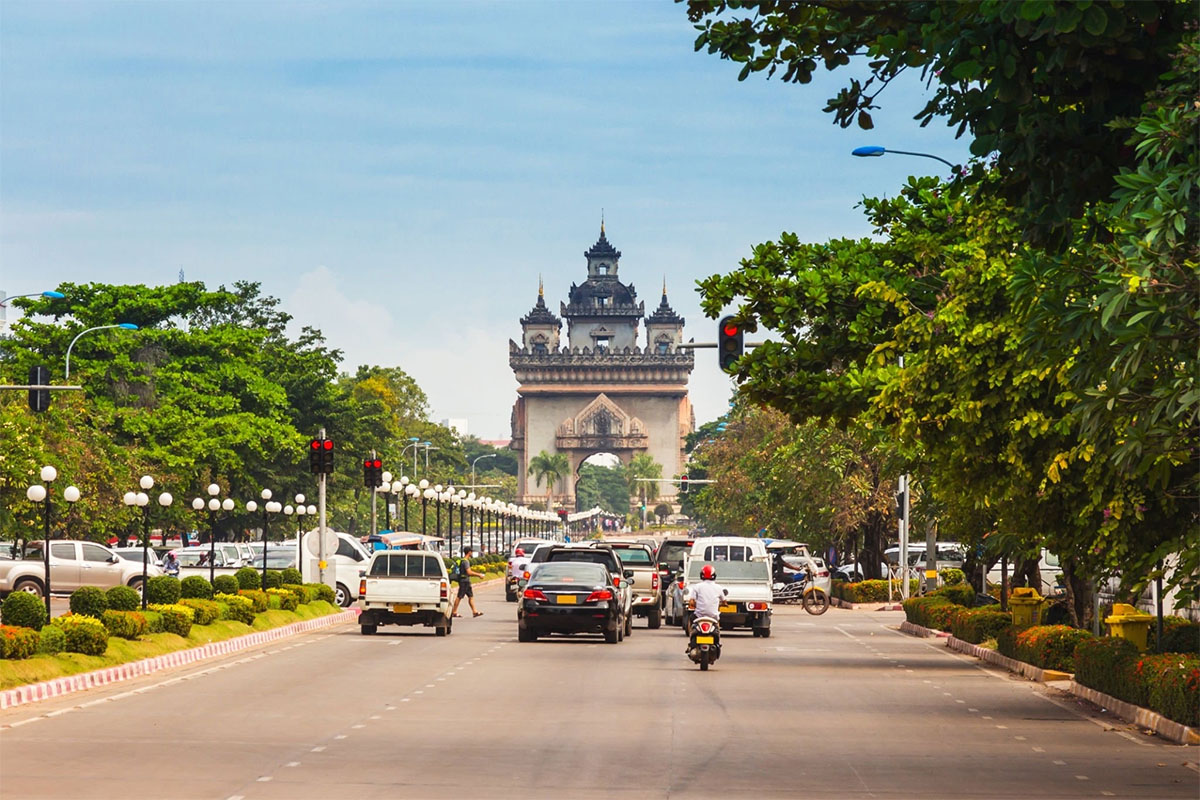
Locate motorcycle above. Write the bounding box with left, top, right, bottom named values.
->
left=687, top=615, right=721, bottom=671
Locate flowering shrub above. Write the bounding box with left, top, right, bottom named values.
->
left=146, top=575, right=181, bottom=605
left=902, top=595, right=954, bottom=628
left=0, top=624, right=40, bottom=659
left=102, top=610, right=149, bottom=640
left=305, top=583, right=335, bottom=604
left=266, top=588, right=299, bottom=611
left=282, top=583, right=315, bottom=603
left=835, top=579, right=907, bottom=603
left=69, top=586, right=108, bottom=618
left=235, top=567, right=261, bottom=591
left=180, top=575, right=213, bottom=600
left=213, top=575, right=240, bottom=596
left=238, top=589, right=269, bottom=613
left=1134, top=654, right=1199, bottom=727
left=215, top=593, right=255, bottom=625
left=1006, top=625, right=1092, bottom=671
left=51, top=615, right=109, bottom=655
left=106, top=585, right=141, bottom=612
left=179, top=598, right=221, bottom=625
left=939, top=568, right=966, bottom=585
left=1160, top=622, right=1199, bottom=655
left=1074, top=636, right=1139, bottom=699
left=931, top=583, right=975, bottom=607
left=951, top=608, right=1013, bottom=644
left=1, top=591, right=47, bottom=630
left=148, top=603, right=194, bottom=637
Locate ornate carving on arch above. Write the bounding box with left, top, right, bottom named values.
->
left=555, top=393, right=648, bottom=452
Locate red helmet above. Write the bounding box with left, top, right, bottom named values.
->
left=701, top=564, right=716, bottom=581
left=514, top=548, right=525, bottom=557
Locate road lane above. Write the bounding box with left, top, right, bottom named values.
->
left=1, top=586, right=1194, bottom=799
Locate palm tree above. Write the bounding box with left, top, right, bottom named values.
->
left=527, top=450, right=570, bottom=510
left=624, top=453, right=662, bottom=527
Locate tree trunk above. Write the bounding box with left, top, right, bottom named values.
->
left=1061, top=560, right=1093, bottom=628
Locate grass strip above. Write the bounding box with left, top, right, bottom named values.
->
left=0, top=600, right=340, bottom=690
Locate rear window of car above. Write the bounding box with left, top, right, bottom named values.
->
left=700, top=544, right=755, bottom=562
left=657, top=542, right=690, bottom=565
left=369, top=553, right=443, bottom=577
left=610, top=547, right=652, bottom=565
left=530, top=563, right=607, bottom=584
left=545, top=550, right=616, bottom=571
left=687, top=560, right=769, bottom=582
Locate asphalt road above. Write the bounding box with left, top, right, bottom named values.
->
left=2, top=584, right=1196, bottom=799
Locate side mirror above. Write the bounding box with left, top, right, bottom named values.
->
left=358, top=570, right=366, bottom=578
left=109, top=554, right=120, bottom=563
left=623, top=569, right=634, bottom=579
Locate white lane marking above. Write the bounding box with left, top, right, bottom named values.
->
left=1075, top=775, right=1089, bottom=781
left=425, top=683, right=435, bottom=688
left=446, top=671, right=456, bottom=675
left=995, top=725, right=1008, bottom=729
left=1102, top=792, right=1115, bottom=797
left=311, top=746, right=326, bottom=752
left=833, top=626, right=857, bottom=639
left=1014, top=736, right=1026, bottom=741
left=437, top=677, right=446, bottom=681
left=943, top=692, right=952, bottom=696
left=370, top=715, right=381, bottom=720
left=414, top=690, right=423, bottom=694
left=352, top=724, right=365, bottom=729
left=968, top=708, right=979, bottom=712
left=401, top=698, right=411, bottom=702
left=256, top=776, right=273, bottom=782
left=955, top=700, right=965, bottom=704
left=227, top=796, right=244, bottom=800
left=334, top=734, right=347, bottom=740
left=1053, top=760, right=1066, bottom=766
left=286, top=762, right=300, bottom=767
left=1032, top=747, right=1045, bottom=753
left=983, top=716, right=993, bottom=720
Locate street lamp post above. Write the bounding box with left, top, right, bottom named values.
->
left=403, top=437, right=421, bottom=477
left=64, top=323, right=139, bottom=380
left=246, top=489, right=282, bottom=588
left=457, top=490, right=468, bottom=552
left=124, top=475, right=172, bottom=609
left=25, top=466, right=80, bottom=620
left=423, top=443, right=437, bottom=471
left=433, top=484, right=445, bottom=548
left=471, top=453, right=496, bottom=489
left=851, top=145, right=956, bottom=171
left=405, top=482, right=418, bottom=530
left=421, top=481, right=433, bottom=536
left=377, top=472, right=393, bottom=532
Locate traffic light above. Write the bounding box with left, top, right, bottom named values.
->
left=28, top=365, right=50, bottom=413
left=319, top=438, right=334, bottom=474
left=894, top=489, right=907, bottom=521
left=680, top=474, right=689, bottom=494
left=718, top=316, right=743, bottom=372
left=363, top=457, right=383, bottom=488
left=557, top=509, right=568, bottom=521
left=309, top=439, right=322, bottom=474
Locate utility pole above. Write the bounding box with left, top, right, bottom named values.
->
left=370, top=448, right=378, bottom=537
left=318, top=427, right=328, bottom=585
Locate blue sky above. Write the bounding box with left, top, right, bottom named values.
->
left=1, top=1, right=972, bottom=438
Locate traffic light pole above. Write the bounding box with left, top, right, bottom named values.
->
left=318, top=427, right=329, bottom=586
left=370, top=449, right=378, bottom=536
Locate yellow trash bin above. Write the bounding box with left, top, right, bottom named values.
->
left=1105, top=603, right=1154, bottom=651
left=1008, top=587, right=1045, bottom=628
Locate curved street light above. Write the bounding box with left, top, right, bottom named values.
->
left=851, top=145, right=955, bottom=171
left=64, top=323, right=140, bottom=379
left=471, top=453, right=496, bottom=489
left=1, top=290, right=66, bottom=306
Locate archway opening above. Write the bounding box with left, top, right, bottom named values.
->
left=574, top=452, right=629, bottom=519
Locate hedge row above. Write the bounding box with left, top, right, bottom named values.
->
left=1073, top=636, right=1199, bottom=726
left=0, top=577, right=336, bottom=660
left=832, top=579, right=919, bottom=603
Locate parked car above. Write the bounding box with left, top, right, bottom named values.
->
left=357, top=549, right=452, bottom=635
left=113, top=547, right=162, bottom=567
left=297, top=529, right=373, bottom=607
left=0, top=540, right=162, bottom=598
left=517, top=561, right=625, bottom=643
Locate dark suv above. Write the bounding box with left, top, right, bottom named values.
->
left=530, top=544, right=634, bottom=636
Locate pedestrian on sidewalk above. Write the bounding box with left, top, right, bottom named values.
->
left=451, top=547, right=484, bottom=618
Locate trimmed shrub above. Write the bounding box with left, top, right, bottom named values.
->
left=952, top=608, right=1013, bottom=644
left=235, top=567, right=261, bottom=591
left=148, top=603, right=194, bottom=637
left=141, top=610, right=163, bottom=633
left=102, top=610, right=149, bottom=640
left=0, top=624, right=40, bottom=659
left=266, top=588, right=299, bottom=611
left=281, top=567, right=303, bottom=585
left=1074, top=636, right=1140, bottom=700
left=939, top=568, right=965, bottom=586
left=36, top=624, right=66, bottom=654
left=1135, top=654, right=1200, bottom=727
left=1, top=591, right=47, bottom=630
left=263, top=570, right=283, bottom=590
left=106, top=585, right=141, bottom=612
left=69, top=586, right=109, bottom=618
left=215, top=593, right=255, bottom=625
left=179, top=598, right=221, bottom=625
left=1160, top=622, right=1199, bottom=655
left=305, top=583, right=335, bottom=604
left=902, top=595, right=954, bottom=628
left=213, top=575, right=240, bottom=596
left=238, top=589, right=268, bottom=613
left=180, top=575, right=213, bottom=600
left=283, top=584, right=316, bottom=604
left=838, top=579, right=890, bottom=603
left=932, top=583, right=975, bottom=608
left=146, top=575, right=181, bottom=605
left=51, top=615, right=109, bottom=656
left=1011, top=625, right=1093, bottom=671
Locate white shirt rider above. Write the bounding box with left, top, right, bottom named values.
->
left=688, top=578, right=728, bottom=620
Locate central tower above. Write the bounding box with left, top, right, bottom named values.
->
left=509, top=224, right=694, bottom=512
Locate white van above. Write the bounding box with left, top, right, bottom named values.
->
left=295, top=529, right=373, bottom=607
left=987, top=548, right=1061, bottom=596
left=688, top=536, right=769, bottom=564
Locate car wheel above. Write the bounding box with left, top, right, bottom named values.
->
left=13, top=578, right=43, bottom=599
left=335, top=583, right=354, bottom=608
left=647, top=606, right=662, bottom=629
left=505, top=588, right=517, bottom=602
left=603, top=624, right=619, bottom=644
left=127, top=578, right=145, bottom=598
left=624, top=611, right=633, bottom=637
left=360, top=623, right=377, bottom=635
left=518, top=625, right=537, bottom=642
left=758, top=626, right=771, bottom=638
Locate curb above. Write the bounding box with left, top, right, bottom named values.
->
left=1068, top=681, right=1200, bottom=746
left=899, top=620, right=950, bottom=638
left=946, top=635, right=1070, bottom=682
left=833, top=598, right=904, bottom=611
left=0, top=608, right=359, bottom=712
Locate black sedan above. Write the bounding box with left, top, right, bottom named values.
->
left=517, top=562, right=624, bottom=644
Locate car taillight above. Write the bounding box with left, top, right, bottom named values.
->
left=651, top=573, right=659, bottom=590
left=697, top=620, right=715, bottom=634
left=746, top=601, right=769, bottom=611
left=816, top=570, right=830, bottom=578
left=359, top=578, right=366, bottom=599
left=613, top=576, right=621, bottom=587
left=523, top=588, right=548, bottom=601
left=585, top=589, right=613, bottom=602
left=523, top=571, right=530, bottom=580
left=440, top=580, right=448, bottom=600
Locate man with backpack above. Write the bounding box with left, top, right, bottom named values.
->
left=451, top=547, right=484, bottom=618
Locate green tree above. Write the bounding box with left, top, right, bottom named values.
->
left=624, top=453, right=663, bottom=526
left=574, top=463, right=630, bottom=515
left=527, top=450, right=570, bottom=510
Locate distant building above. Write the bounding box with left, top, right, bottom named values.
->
left=440, top=418, right=468, bottom=436
left=478, top=438, right=511, bottom=449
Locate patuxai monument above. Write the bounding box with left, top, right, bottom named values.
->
left=509, top=223, right=695, bottom=511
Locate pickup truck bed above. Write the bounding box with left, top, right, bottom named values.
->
left=358, top=550, right=452, bottom=636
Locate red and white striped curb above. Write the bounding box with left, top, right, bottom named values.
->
left=0, top=608, right=359, bottom=711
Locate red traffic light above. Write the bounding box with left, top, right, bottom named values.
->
left=723, top=322, right=739, bottom=337
left=322, top=439, right=333, bottom=451
left=310, top=439, right=321, bottom=450
left=371, top=459, right=382, bottom=469
left=363, top=459, right=372, bottom=468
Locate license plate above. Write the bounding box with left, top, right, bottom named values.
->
left=391, top=604, right=413, bottom=613
left=695, top=635, right=715, bottom=644
left=719, top=604, right=736, bottom=613
left=555, top=595, right=577, bottom=605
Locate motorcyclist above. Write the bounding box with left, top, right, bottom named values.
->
left=687, top=564, right=728, bottom=621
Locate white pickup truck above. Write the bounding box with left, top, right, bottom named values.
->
left=681, top=557, right=774, bottom=638
left=357, top=549, right=453, bottom=636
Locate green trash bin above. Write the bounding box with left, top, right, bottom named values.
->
left=1105, top=603, right=1154, bottom=651
left=1008, top=587, right=1045, bottom=628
